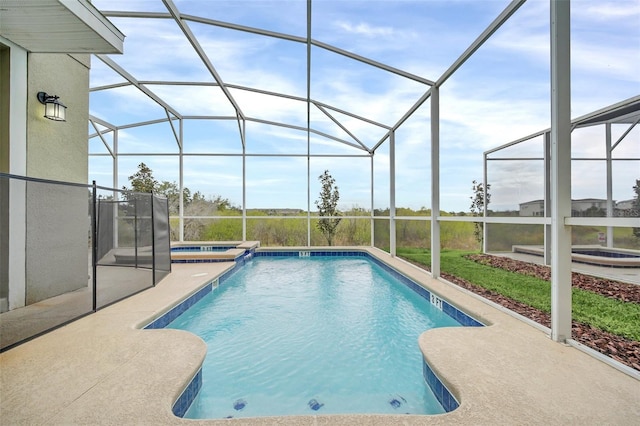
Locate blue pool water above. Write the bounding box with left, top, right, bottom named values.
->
left=168, top=256, right=463, bottom=419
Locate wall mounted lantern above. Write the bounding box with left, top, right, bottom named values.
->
left=37, top=92, right=67, bottom=121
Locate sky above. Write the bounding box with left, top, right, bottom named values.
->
left=88, top=0, right=640, bottom=213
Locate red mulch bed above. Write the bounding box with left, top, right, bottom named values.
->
left=415, top=254, right=640, bottom=372
left=467, top=254, right=640, bottom=304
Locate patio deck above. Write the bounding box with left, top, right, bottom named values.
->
left=1, top=248, right=638, bottom=425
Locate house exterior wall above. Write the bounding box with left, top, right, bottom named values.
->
left=614, top=199, right=636, bottom=217
left=0, top=36, right=28, bottom=312
left=616, top=199, right=633, bottom=210
left=519, top=199, right=612, bottom=217
left=1, top=0, right=123, bottom=318
left=26, top=53, right=90, bottom=304
left=24, top=53, right=91, bottom=304
left=572, top=199, right=607, bottom=212
left=27, top=53, right=89, bottom=182
left=519, top=201, right=544, bottom=216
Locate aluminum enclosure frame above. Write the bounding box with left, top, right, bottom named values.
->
left=84, top=0, right=638, bottom=349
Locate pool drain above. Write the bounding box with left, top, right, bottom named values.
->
left=308, top=398, right=324, bottom=411
left=389, top=395, right=406, bottom=408
left=233, top=399, right=247, bottom=410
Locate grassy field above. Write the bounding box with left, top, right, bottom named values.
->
left=396, top=248, right=640, bottom=342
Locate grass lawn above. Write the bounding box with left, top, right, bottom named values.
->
left=397, top=248, right=640, bottom=342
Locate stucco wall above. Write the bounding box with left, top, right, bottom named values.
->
left=27, top=54, right=89, bottom=182
left=25, top=53, right=90, bottom=302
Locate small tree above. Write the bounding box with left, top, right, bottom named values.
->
left=120, top=163, right=158, bottom=241
left=470, top=179, right=491, bottom=247
left=125, top=162, right=157, bottom=193
left=633, top=179, right=640, bottom=239
left=315, top=170, right=341, bottom=246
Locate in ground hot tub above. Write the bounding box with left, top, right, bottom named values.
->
left=512, top=245, right=640, bottom=268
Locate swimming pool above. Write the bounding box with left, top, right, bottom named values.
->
left=162, top=252, right=482, bottom=419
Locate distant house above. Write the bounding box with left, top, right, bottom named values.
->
left=519, top=200, right=545, bottom=217
left=570, top=198, right=608, bottom=216
left=519, top=198, right=611, bottom=217
left=247, top=208, right=304, bottom=216
left=615, top=199, right=637, bottom=217
left=268, top=208, right=304, bottom=216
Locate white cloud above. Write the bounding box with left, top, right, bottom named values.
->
left=440, top=84, right=550, bottom=151
left=575, top=1, right=640, bottom=21
left=90, top=85, right=169, bottom=127
left=334, top=21, right=395, bottom=38
left=232, top=89, right=307, bottom=126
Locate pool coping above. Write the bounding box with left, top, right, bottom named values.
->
left=1, top=246, right=639, bottom=425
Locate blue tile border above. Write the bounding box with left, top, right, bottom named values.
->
left=254, top=250, right=368, bottom=258
left=572, top=249, right=639, bottom=259
left=172, top=368, right=202, bottom=417
left=151, top=248, right=481, bottom=416
left=370, top=255, right=484, bottom=327
left=145, top=255, right=249, bottom=330
left=171, top=246, right=234, bottom=252
left=423, top=361, right=459, bottom=412
left=172, top=258, right=237, bottom=264
left=144, top=284, right=214, bottom=329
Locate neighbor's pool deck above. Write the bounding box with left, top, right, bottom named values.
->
left=1, top=247, right=638, bottom=425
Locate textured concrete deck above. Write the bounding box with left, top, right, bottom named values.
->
left=1, top=248, right=638, bottom=425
